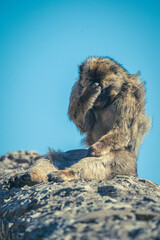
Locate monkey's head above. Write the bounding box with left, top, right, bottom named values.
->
left=79, top=57, right=139, bottom=108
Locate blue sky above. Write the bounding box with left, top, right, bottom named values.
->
left=0, top=0, right=160, bottom=184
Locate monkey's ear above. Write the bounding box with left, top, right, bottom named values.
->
left=136, top=71, right=140, bottom=76
left=134, top=71, right=140, bottom=79
left=132, top=72, right=140, bottom=82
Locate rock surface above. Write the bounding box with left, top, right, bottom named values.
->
left=0, top=151, right=160, bottom=240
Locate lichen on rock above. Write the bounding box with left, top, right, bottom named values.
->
left=0, top=151, right=160, bottom=240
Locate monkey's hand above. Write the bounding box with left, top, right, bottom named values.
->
left=87, top=128, right=128, bottom=157
left=80, top=81, right=101, bottom=111
left=88, top=142, right=110, bottom=157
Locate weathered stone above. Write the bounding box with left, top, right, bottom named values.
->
left=0, top=151, right=160, bottom=240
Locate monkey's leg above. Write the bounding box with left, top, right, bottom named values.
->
left=48, top=149, right=137, bottom=182
left=48, top=155, right=113, bottom=182
left=71, top=151, right=136, bottom=180
left=9, top=158, right=57, bottom=188
left=28, top=159, right=58, bottom=182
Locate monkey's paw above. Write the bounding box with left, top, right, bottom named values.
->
left=88, top=81, right=101, bottom=95
left=8, top=172, right=39, bottom=188
left=48, top=170, right=76, bottom=182
left=88, top=143, right=110, bottom=157
left=82, top=81, right=101, bottom=101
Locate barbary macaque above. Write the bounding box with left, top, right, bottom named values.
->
left=9, top=57, right=151, bottom=187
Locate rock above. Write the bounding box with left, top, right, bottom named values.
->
left=0, top=151, right=160, bottom=240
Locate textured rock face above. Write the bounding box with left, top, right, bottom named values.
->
left=0, top=151, right=160, bottom=240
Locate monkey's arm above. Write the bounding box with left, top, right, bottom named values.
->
left=89, top=96, right=136, bottom=156
left=68, top=81, right=101, bottom=132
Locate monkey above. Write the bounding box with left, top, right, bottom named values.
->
left=9, top=57, right=151, bottom=187
left=66, top=57, right=151, bottom=179
left=68, top=57, right=151, bottom=157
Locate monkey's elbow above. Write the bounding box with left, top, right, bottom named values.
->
left=68, top=108, right=75, bottom=122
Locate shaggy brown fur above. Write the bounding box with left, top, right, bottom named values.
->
left=9, top=57, right=151, bottom=187
left=69, top=57, right=151, bottom=157
left=67, top=57, right=151, bottom=179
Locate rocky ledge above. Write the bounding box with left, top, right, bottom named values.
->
left=0, top=151, right=160, bottom=240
